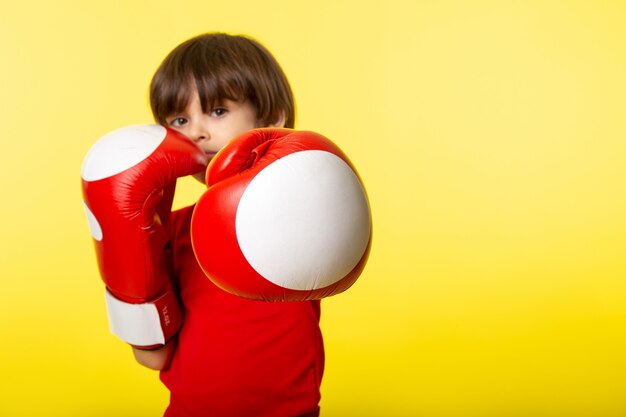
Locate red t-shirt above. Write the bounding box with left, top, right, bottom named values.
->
left=160, top=206, right=325, bottom=417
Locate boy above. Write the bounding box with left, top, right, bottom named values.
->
left=98, top=33, right=324, bottom=417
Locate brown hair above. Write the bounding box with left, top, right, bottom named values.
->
left=149, top=33, right=295, bottom=128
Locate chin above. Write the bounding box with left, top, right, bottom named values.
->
left=192, top=171, right=206, bottom=184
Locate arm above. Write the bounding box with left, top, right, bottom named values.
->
left=132, top=339, right=177, bottom=370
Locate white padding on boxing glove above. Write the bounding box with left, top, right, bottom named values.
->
left=104, top=290, right=164, bottom=346
left=236, top=150, right=371, bottom=290
left=83, top=202, right=103, bottom=241
left=81, top=125, right=167, bottom=182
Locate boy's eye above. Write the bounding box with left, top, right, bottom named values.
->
left=169, top=117, right=187, bottom=127
left=211, top=107, right=227, bottom=117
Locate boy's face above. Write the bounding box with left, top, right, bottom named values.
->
left=166, top=89, right=268, bottom=183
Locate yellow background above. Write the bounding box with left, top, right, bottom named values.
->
left=1, top=0, right=625, bottom=416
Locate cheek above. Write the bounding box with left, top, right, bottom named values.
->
left=179, top=128, right=194, bottom=140
left=228, top=124, right=256, bottom=142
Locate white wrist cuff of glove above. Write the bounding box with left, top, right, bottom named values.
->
left=104, top=289, right=180, bottom=348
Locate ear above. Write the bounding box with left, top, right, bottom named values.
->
left=267, top=111, right=286, bottom=128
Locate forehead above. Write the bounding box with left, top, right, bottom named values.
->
left=153, top=60, right=253, bottom=123
left=170, top=88, right=253, bottom=116
left=194, top=75, right=246, bottom=107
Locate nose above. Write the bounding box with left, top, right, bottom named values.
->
left=190, top=120, right=210, bottom=143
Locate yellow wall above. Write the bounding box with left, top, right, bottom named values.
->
left=1, top=0, right=625, bottom=415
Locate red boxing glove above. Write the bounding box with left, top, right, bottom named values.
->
left=81, top=125, right=207, bottom=348
left=191, top=128, right=372, bottom=301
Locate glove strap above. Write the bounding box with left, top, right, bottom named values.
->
left=104, top=289, right=182, bottom=349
